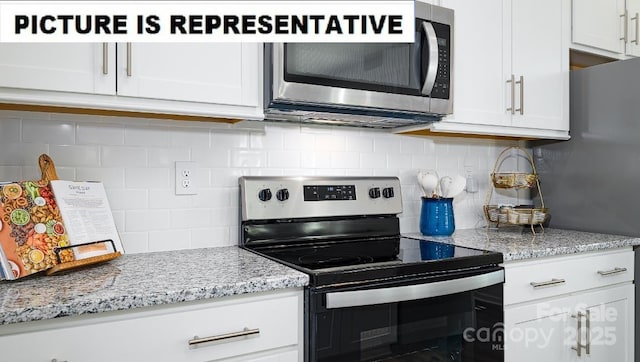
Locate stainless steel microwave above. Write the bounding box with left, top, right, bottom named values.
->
left=264, top=2, right=454, bottom=129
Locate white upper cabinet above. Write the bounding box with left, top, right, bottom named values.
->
left=116, top=43, right=260, bottom=107
left=0, top=43, right=263, bottom=120
left=572, top=0, right=640, bottom=58
left=0, top=43, right=115, bottom=94
left=511, top=0, right=568, bottom=132
left=419, top=0, right=570, bottom=140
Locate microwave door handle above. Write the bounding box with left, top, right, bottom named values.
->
left=325, top=270, right=504, bottom=309
left=421, top=22, right=439, bottom=95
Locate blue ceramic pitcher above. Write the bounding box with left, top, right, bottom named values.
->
left=420, top=197, right=455, bottom=236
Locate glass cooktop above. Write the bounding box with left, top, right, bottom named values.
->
left=245, top=236, right=503, bottom=288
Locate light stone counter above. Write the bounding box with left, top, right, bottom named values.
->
left=0, top=247, right=308, bottom=325
left=404, top=228, right=640, bottom=262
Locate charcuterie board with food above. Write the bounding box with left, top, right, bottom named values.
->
left=0, top=154, right=123, bottom=279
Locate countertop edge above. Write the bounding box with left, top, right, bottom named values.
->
left=0, top=274, right=309, bottom=326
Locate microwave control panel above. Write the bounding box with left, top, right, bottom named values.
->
left=431, top=22, right=451, bottom=100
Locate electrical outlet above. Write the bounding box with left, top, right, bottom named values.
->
left=175, top=161, right=197, bottom=195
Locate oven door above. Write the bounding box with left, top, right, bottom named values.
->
left=268, top=3, right=453, bottom=115
left=308, top=268, right=504, bottom=362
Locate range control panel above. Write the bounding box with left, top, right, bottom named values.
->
left=240, top=176, right=402, bottom=221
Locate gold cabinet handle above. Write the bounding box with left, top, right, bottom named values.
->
left=188, top=327, right=260, bottom=348
left=530, top=278, right=565, bottom=288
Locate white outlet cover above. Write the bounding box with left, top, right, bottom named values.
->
left=175, top=161, right=197, bottom=195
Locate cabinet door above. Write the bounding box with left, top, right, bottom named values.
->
left=505, top=295, right=577, bottom=362
left=627, top=0, right=640, bottom=56
left=572, top=0, right=626, bottom=54
left=439, top=0, right=509, bottom=127
left=511, top=0, right=569, bottom=132
left=580, top=284, right=634, bottom=362
left=0, top=43, right=115, bottom=94
left=116, top=43, right=260, bottom=107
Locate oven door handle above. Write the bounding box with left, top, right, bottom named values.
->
left=325, top=270, right=504, bottom=309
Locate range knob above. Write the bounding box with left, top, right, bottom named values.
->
left=382, top=187, right=395, bottom=198
left=276, top=188, right=290, bottom=201
left=258, top=188, right=272, bottom=201
left=368, top=187, right=381, bottom=199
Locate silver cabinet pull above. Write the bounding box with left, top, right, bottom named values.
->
left=621, top=10, right=629, bottom=42
left=585, top=310, right=591, bottom=355
left=530, top=278, right=565, bottom=288
left=102, top=43, right=108, bottom=75
left=515, top=75, right=524, bottom=115
left=126, top=42, right=132, bottom=77
left=188, top=327, right=260, bottom=348
left=506, top=74, right=515, bottom=114
left=597, top=267, right=627, bottom=276
left=632, top=13, right=639, bottom=45
left=571, top=312, right=585, bottom=356
left=51, top=359, right=67, bottom=362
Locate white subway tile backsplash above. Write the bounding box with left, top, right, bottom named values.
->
left=107, top=188, right=148, bottom=210
left=250, top=131, right=284, bottom=150
left=125, top=210, right=170, bottom=232
left=283, top=131, right=315, bottom=151
left=212, top=131, right=249, bottom=149
left=360, top=153, right=387, bottom=169
left=400, top=136, right=425, bottom=154
left=49, top=145, right=100, bottom=167
left=268, top=150, right=301, bottom=168
left=148, top=189, right=194, bottom=209
left=125, top=168, right=170, bottom=189
left=125, top=125, right=169, bottom=146
left=300, top=152, right=332, bottom=169
left=315, top=134, right=346, bottom=152
left=192, top=227, right=231, bottom=248
left=387, top=154, right=413, bottom=170
left=148, top=229, right=191, bottom=252
left=170, top=209, right=212, bottom=229
left=76, top=122, right=124, bottom=145
left=0, top=119, right=20, bottom=143
left=330, top=152, right=360, bottom=169
left=374, top=135, right=401, bottom=154
left=22, top=119, right=75, bottom=144
left=169, top=127, right=210, bottom=148
left=231, top=150, right=266, bottom=168
left=102, top=146, right=147, bottom=167
left=191, top=147, right=230, bottom=168
left=76, top=168, right=125, bottom=187
left=0, top=143, right=48, bottom=166
left=411, top=154, right=437, bottom=170
left=0, top=110, right=526, bottom=254
left=147, top=147, right=191, bottom=168
left=0, top=166, right=22, bottom=181
left=119, top=232, right=148, bottom=254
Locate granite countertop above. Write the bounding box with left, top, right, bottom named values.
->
left=0, top=247, right=308, bottom=326
left=404, top=228, right=640, bottom=262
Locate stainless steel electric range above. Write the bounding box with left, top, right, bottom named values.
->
left=239, top=176, right=504, bottom=362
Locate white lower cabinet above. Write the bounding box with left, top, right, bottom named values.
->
left=0, top=289, right=303, bottom=362
left=504, top=248, right=634, bottom=362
